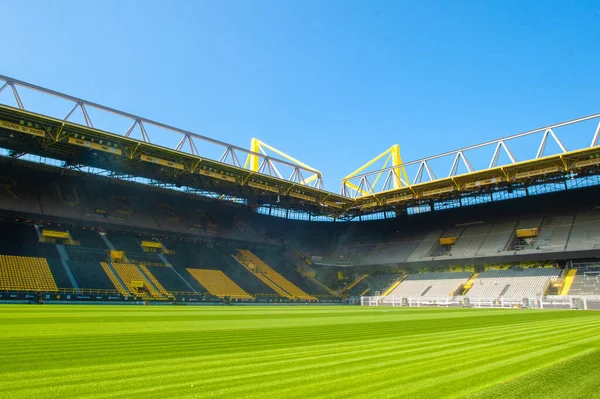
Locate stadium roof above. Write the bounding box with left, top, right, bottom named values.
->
left=1, top=75, right=600, bottom=218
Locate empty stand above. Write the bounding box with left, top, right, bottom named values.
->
left=254, top=249, right=328, bottom=296
left=144, top=265, right=193, bottom=293
left=0, top=171, right=42, bottom=214
left=43, top=250, right=73, bottom=289
left=431, top=227, right=465, bottom=257
left=235, top=250, right=316, bottom=300
left=4, top=157, right=600, bottom=304
left=0, top=223, right=38, bottom=254
left=475, top=221, right=517, bottom=256
left=0, top=255, right=58, bottom=292
left=68, top=261, right=117, bottom=291
left=406, top=230, right=443, bottom=262
left=70, top=229, right=107, bottom=249
left=100, top=262, right=129, bottom=296
left=347, top=275, right=399, bottom=297
left=536, top=215, right=574, bottom=252
left=0, top=241, right=73, bottom=289
left=566, top=211, right=600, bottom=252
left=165, top=243, right=276, bottom=296
left=214, top=246, right=278, bottom=295
left=466, top=268, right=561, bottom=298
left=388, top=272, right=471, bottom=298
left=186, top=269, right=252, bottom=299
left=448, top=224, right=491, bottom=258
left=139, top=265, right=173, bottom=298
left=107, top=233, right=143, bottom=253
left=568, top=267, right=600, bottom=296
left=66, top=246, right=107, bottom=262
left=110, top=263, right=164, bottom=299
left=361, top=238, right=424, bottom=265
left=38, top=179, right=88, bottom=220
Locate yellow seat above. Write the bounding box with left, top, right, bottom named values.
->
left=0, top=255, right=58, bottom=292
left=186, top=269, right=253, bottom=299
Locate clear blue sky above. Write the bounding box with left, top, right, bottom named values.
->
left=1, top=0, right=599, bottom=191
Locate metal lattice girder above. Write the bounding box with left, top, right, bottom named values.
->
left=536, top=129, right=566, bottom=158
left=0, top=75, right=322, bottom=188
left=489, top=141, right=517, bottom=168
left=343, top=112, right=600, bottom=198
left=244, top=138, right=323, bottom=188
left=591, top=121, right=600, bottom=147
left=342, top=144, right=408, bottom=197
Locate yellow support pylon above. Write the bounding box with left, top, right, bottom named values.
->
left=342, top=144, right=409, bottom=197
left=244, top=138, right=322, bottom=186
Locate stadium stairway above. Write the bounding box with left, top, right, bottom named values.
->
left=100, top=262, right=129, bottom=296
left=138, top=265, right=173, bottom=299
left=388, top=272, right=472, bottom=298
left=307, top=275, right=338, bottom=296
left=344, top=275, right=368, bottom=293
left=111, top=263, right=165, bottom=300
left=466, top=268, right=560, bottom=298
left=281, top=243, right=338, bottom=296
left=241, top=249, right=317, bottom=300
left=560, top=269, right=578, bottom=295
left=233, top=252, right=293, bottom=299
left=254, top=249, right=329, bottom=296
left=499, top=284, right=511, bottom=296
left=146, top=264, right=197, bottom=293
left=24, top=243, right=74, bottom=290
left=56, top=244, right=79, bottom=289
left=68, top=261, right=117, bottom=292
left=186, top=269, right=253, bottom=299
left=461, top=273, right=479, bottom=295
left=234, top=250, right=316, bottom=300
left=211, top=246, right=276, bottom=296
left=99, top=233, right=116, bottom=251
left=381, top=275, right=406, bottom=298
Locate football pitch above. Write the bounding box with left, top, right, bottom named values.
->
left=1, top=305, right=600, bottom=399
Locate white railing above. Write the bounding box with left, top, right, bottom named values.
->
left=360, top=296, right=458, bottom=307
left=361, top=295, right=596, bottom=310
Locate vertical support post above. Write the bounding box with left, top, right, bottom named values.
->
left=249, top=138, right=260, bottom=171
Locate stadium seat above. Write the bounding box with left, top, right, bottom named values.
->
left=466, top=268, right=561, bottom=298
left=0, top=255, right=58, bottom=292
left=388, top=272, right=471, bottom=298
left=186, top=269, right=253, bottom=299
left=235, top=250, right=316, bottom=300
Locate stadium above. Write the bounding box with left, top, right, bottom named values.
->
left=1, top=72, right=600, bottom=397
left=3, top=4, right=600, bottom=397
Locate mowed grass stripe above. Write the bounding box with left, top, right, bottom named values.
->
left=2, top=310, right=592, bottom=382
left=66, top=322, right=600, bottom=399
left=1, top=313, right=583, bottom=394
left=1, top=309, right=589, bottom=364
left=1, top=309, right=581, bottom=360
left=0, top=306, right=599, bottom=399
left=5, top=315, right=588, bottom=395
left=189, top=321, right=600, bottom=399
left=0, top=307, right=585, bottom=338
left=464, top=349, right=600, bottom=399
left=339, top=332, right=600, bottom=399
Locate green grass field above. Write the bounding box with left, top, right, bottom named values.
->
left=1, top=305, right=600, bottom=399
